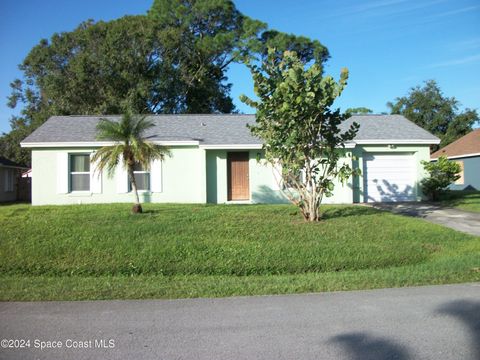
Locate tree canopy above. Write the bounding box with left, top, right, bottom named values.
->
left=420, top=156, right=461, bottom=201
left=241, top=50, right=359, bottom=222
left=387, top=80, right=478, bottom=149
left=1, top=0, right=329, bottom=166
left=346, top=107, right=373, bottom=115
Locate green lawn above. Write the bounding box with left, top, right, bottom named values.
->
left=439, top=190, right=480, bottom=213
left=0, top=203, right=479, bottom=301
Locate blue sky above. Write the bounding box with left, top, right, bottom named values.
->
left=0, top=0, right=479, bottom=134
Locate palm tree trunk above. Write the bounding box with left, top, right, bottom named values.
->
left=127, top=166, right=142, bottom=213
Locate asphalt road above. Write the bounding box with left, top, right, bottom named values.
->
left=1, top=283, right=479, bottom=360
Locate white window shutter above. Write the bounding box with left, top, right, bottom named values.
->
left=116, top=156, right=128, bottom=193
left=150, top=159, right=163, bottom=193
left=90, top=153, right=102, bottom=194
left=57, top=152, right=69, bottom=194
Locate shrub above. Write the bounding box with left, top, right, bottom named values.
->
left=420, top=156, right=461, bottom=201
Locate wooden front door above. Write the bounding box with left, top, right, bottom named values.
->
left=227, top=152, right=250, bottom=201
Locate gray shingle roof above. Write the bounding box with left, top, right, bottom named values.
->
left=341, top=114, right=439, bottom=142
left=21, top=114, right=439, bottom=146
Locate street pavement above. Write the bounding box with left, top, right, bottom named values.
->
left=1, top=283, right=479, bottom=359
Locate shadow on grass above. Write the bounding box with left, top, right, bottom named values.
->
left=436, top=299, right=480, bottom=360
left=0, top=201, right=31, bottom=207
left=322, top=205, right=380, bottom=220
left=330, top=332, right=411, bottom=360
left=439, top=190, right=480, bottom=208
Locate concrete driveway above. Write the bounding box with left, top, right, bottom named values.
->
left=372, top=202, right=480, bottom=236
left=1, top=283, right=479, bottom=360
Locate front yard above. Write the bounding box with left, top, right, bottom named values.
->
left=0, top=203, right=479, bottom=300
left=439, top=190, right=480, bottom=213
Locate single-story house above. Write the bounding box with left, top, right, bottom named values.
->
left=431, top=129, right=480, bottom=191
left=0, top=156, right=29, bottom=203
left=21, top=114, right=439, bottom=206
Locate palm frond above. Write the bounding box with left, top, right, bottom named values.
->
left=94, top=111, right=169, bottom=177
left=96, top=118, right=125, bottom=142
left=91, top=145, right=125, bottom=177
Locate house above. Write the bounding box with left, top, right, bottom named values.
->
left=0, top=156, right=29, bottom=203
left=21, top=114, right=439, bottom=206
left=431, top=129, right=480, bottom=191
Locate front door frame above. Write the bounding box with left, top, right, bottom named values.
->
left=227, top=151, right=250, bottom=201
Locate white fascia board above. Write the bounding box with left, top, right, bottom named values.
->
left=343, top=142, right=356, bottom=149
left=20, top=140, right=200, bottom=148
left=431, top=152, right=480, bottom=160
left=199, top=144, right=263, bottom=150
left=201, top=143, right=356, bottom=150
left=354, top=139, right=441, bottom=145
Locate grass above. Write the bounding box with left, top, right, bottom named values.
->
left=0, top=203, right=479, bottom=300
left=439, top=190, right=480, bottom=213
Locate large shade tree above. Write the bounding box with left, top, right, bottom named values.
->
left=2, top=0, right=329, bottom=166
left=241, top=50, right=359, bottom=222
left=148, top=0, right=329, bottom=112
left=92, top=111, right=169, bottom=213
left=387, top=80, right=479, bottom=150
left=3, top=16, right=168, bottom=166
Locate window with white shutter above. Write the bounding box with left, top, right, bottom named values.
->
left=57, top=153, right=69, bottom=194
left=150, top=159, right=163, bottom=193
left=89, top=153, right=102, bottom=193
left=116, top=156, right=128, bottom=193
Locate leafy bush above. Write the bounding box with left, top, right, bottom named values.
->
left=421, top=156, right=461, bottom=201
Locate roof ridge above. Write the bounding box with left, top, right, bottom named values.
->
left=56, top=113, right=256, bottom=118
left=350, top=114, right=394, bottom=116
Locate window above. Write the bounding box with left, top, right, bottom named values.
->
left=455, top=161, right=464, bottom=185
left=70, top=154, right=90, bottom=191
left=4, top=169, right=15, bottom=192
left=130, top=163, right=150, bottom=191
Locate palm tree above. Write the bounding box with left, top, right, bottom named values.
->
left=92, top=111, right=169, bottom=213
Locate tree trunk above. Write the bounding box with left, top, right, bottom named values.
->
left=300, top=191, right=323, bottom=222
left=128, top=166, right=142, bottom=214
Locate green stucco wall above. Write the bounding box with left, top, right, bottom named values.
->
left=31, top=146, right=206, bottom=205
left=30, top=144, right=432, bottom=206
left=205, top=149, right=354, bottom=204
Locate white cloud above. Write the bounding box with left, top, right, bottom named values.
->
left=427, top=54, right=480, bottom=68
left=324, top=0, right=444, bottom=20
left=425, top=5, right=480, bottom=20
left=452, top=38, right=480, bottom=51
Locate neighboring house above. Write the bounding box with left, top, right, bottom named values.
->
left=22, top=169, right=32, bottom=178
left=21, top=114, right=439, bottom=206
left=0, top=156, right=29, bottom=203
left=431, top=129, right=480, bottom=191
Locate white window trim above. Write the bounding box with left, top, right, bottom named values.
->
left=69, top=154, right=91, bottom=193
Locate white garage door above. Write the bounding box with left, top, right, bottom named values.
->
left=363, top=153, right=416, bottom=203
